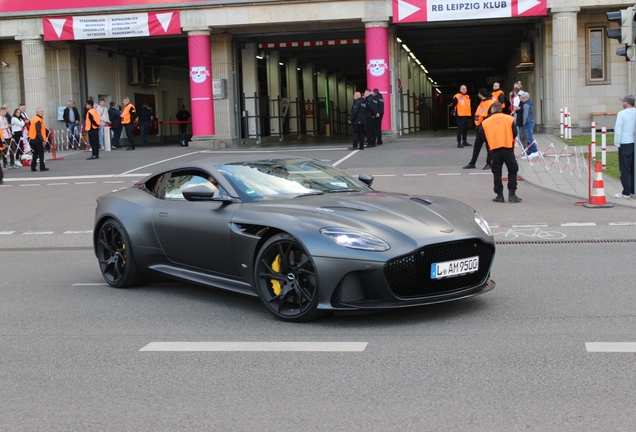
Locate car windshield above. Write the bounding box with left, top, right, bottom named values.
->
left=215, top=158, right=369, bottom=202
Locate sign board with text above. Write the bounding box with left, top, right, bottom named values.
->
left=43, top=11, right=180, bottom=41
left=393, top=0, right=547, bottom=23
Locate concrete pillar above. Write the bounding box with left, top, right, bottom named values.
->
left=399, top=46, right=409, bottom=134
left=552, top=8, right=579, bottom=128
left=266, top=50, right=281, bottom=136
left=210, top=33, right=237, bottom=147
left=285, top=57, right=299, bottom=134
left=18, top=36, right=48, bottom=123
left=317, top=68, right=327, bottom=135
left=52, top=44, right=80, bottom=115
left=241, top=42, right=259, bottom=141
left=302, top=63, right=316, bottom=135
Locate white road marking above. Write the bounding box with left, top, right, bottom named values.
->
left=75, top=182, right=96, bottom=185
left=72, top=283, right=109, bottom=286
left=2, top=173, right=150, bottom=182
left=118, top=151, right=210, bottom=176
left=103, top=181, right=125, bottom=184
left=404, top=173, right=427, bottom=176
left=64, top=230, right=93, bottom=234
left=0, top=231, right=16, bottom=235
left=586, top=342, right=636, bottom=352
left=437, top=173, right=461, bottom=176
left=333, top=150, right=358, bottom=167
left=373, top=174, right=396, bottom=177
left=561, top=222, right=596, bottom=227
left=609, top=222, right=636, bottom=226
left=468, top=172, right=492, bottom=175
left=19, top=184, right=40, bottom=186
left=47, top=183, right=68, bottom=186
left=139, top=342, right=369, bottom=352
left=512, top=224, right=548, bottom=228
left=23, top=231, right=54, bottom=235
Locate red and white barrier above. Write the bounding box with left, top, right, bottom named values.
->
left=590, top=121, right=596, bottom=161
left=601, top=126, right=607, bottom=170
left=560, top=108, right=564, bottom=139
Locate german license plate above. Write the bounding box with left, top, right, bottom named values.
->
left=431, top=256, right=479, bottom=279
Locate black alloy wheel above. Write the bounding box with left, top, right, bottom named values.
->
left=255, top=233, right=321, bottom=322
left=96, top=219, right=145, bottom=288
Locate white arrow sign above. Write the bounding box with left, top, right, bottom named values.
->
left=518, top=0, right=541, bottom=15
left=398, top=0, right=421, bottom=21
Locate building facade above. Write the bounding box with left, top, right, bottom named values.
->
left=1, top=0, right=635, bottom=148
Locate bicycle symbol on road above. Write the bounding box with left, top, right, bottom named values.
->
left=494, top=227, right=567, bottom=241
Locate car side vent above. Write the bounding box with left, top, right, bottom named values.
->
left=235, top=224, right=269, bottom=237
left=410, top=198, right=432, bottom=205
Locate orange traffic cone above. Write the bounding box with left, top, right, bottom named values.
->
left=584, top=161, right=614, bottom=208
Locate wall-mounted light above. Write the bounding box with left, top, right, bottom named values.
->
left=256, top=50, right=264, bottom=59
left=1, top=62, right=8, bottom=68
left=279, top=62, right=284, bottom=66
left=397, top=37, right=402, bottom=43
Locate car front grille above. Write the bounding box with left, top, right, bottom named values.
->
left=384, top=239, right=495, bottom=298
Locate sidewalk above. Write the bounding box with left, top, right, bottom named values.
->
left=516, top=133, right=636, bottom=208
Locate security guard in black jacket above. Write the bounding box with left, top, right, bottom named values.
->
left=372, top=88, right=384, bottom=145
left=348, top=92, right=366, bottom=150
left=363, top=89, right=378, bottom=147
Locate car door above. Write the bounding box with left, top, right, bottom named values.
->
left=152, top=169, right=239, bottom=276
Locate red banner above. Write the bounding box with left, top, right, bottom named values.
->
left=43, top=11, right=180, bottom=41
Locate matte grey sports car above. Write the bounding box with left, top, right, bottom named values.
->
left=93, top=155, right=495, bottom=322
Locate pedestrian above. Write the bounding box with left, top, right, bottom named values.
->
left=96, top=98, right=110, bottom=150
left=509, top=81, right=522, bottom=118
left=491, top=82, right=505, bottom=106
left=28, top=107, right=49, bottom=172
left=372, top=88, right=384, bottom=145
left=176, top=104, right=191, bottom=137
left=137, top=103, right=152, bottom=146
left=613, top=94, right=636, bottom=199
left=0, top=105, right=13, bottom=169
left=121, top=97, right=137, bottom=150
left=451, top=84, right=472, bottom=148
left=11, top=108, right=25, bottom=166
left=348, top=91, right=366, bottom=150
left=518, top=91, right=538, bottom=159
left=463, top=88, right=495, bottom=170
left=481, top=102, right=521, bottom=203
left=108, top=101, right=123, bottom=149
left=85, top=100, right=101, bottom=160
left=363, top=89, right=378, bottom=147
left=63, top=100, right=81, bottom=149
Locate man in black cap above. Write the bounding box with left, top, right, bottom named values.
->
left=372, top=88, right=384, bottom=145
left=363, top=89, right=378, bottom=147
left=348, top=92, right=366, bottom=150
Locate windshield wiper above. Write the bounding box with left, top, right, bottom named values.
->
left=327, top=188, right=358, bottom=193
left=293, top=191, right=325, bottom=198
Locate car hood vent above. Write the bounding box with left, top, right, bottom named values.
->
left=410, top=197, right=432, bottom=205
left=317, top=205, right=368, bottom=212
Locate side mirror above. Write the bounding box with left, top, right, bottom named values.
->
left=358, top=173, right=374, bottom=187
left=182, top=185, right=217, bottom=201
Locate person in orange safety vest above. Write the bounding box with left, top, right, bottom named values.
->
left=451, top=84, right=472, bottom=148
left=481, top=102, right=521, bottom=203
left=85, top=99, right=101, bottom=160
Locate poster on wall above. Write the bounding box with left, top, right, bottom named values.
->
left=43, top=11, right=180, bottom=41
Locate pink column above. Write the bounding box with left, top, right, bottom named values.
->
left=365, top=22, right=391, bottom=130
left=188, top=31, right=215, bottom=136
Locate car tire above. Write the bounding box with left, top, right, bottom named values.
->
left=96, top=218, right=147, bottom=288
left=254, top=233, right=322, bottom=322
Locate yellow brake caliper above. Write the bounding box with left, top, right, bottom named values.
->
left=271, top=254, right=282, bottom=295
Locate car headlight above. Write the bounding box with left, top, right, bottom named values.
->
left=320, top=228, right=390, bottom=251
left=474, top=212, right=492, bottom=236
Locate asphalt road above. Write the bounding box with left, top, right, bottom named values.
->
left=1, top=138, right=635, bottom=430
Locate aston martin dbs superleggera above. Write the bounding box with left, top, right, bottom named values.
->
left=93, top=155, right=495, bottom=322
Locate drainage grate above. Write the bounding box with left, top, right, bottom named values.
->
left=496, top=239, right=636, bottom=245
